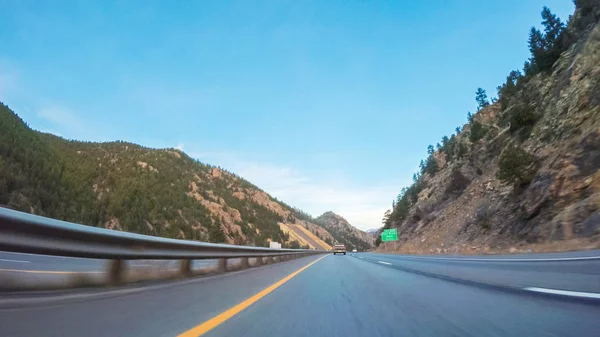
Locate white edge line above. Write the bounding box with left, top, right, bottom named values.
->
left=378, top=261, right=392, bottom=265
left=0, top=259, right=30, bottom=263
left=380, top=255, right=600, bottom=262
left=524, top=287, right=600, bottom=299
left=0, top=269, right=104, bottom=274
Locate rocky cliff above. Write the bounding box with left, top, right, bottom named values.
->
left=380, top=3, right=600, bottom=255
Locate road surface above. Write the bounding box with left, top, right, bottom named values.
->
left=1, top=252, right=599, bottom=337
left=360, top=251, right=600, bottom=293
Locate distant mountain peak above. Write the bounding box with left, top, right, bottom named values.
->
left=366, top=228, right=381, bottom=234
left=315, top=211, right=374, bottom=251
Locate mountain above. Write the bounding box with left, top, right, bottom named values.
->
left=315, top=211, right=375, bottom=251
left=380, top=3, right=600, bottom=254
left=0, top=104, right=336, bottom=249
left=366, top=228, right=381, bottom=235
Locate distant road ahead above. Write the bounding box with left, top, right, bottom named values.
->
left=1, top=252, right=599, bottom=337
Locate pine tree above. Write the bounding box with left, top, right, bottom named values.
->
left=427, top=145, right=435, bottom=155
left=209, top=220, right=226, bottom=243
left=441, top=135, right=449, bottom=147
left=528, top=27, right=545, bottom=65
left=541, top=7, right=564, bottom=46
left=475, top=88, right=490, bottom=110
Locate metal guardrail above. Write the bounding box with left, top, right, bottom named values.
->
left=0, top=208, right=325, bottom=284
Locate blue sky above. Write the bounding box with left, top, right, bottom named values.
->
left=0, top=0, right=574, bottom=230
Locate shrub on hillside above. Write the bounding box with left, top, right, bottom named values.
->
left=469, top=121, right=488, bottom=142
left=425, top=156, right=438, bottom=176
left=209, top=222, right=226, bottom=243
left=474, top=203, right=497, bottom=230
left=457, top=142, right=468, bottom=160
left=444, top=168, right=471, bottom=197
left=509, top=103, right=539, bottom=139
left=497, top=146, right=538, bottom=187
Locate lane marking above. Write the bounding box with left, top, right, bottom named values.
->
left=177, top=255, right=327, bottom=337
left=378, top=261, right=392, bottom=265
left=524, top=287, right=600, bottom=299
left=0, top=251, right=88, bottom=260
left=0, top=259, right=30, bottom=264
left=0, top=268, right=103, bottom=275
left=381, top=255, right=600, bottom=262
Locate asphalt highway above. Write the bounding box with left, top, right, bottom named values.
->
left=360, top=251, right=600, bottom=293
left=1, top=252, right=599, bottom=337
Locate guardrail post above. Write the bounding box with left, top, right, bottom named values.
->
left=267, top=256, right=274, bottom=264
left=180, top=259, right=192, bottom=276
left=217, top=258, right=227, bottom=273
left=240, top=257, right=249, bottom=269
left=107, top=259, right=123, bottom=285
left=255, top=257, right=263, bottom=267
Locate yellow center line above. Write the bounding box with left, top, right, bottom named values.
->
left=178, top=254, right=328, bottom=337
left=0, top=268, right=104, bottom=275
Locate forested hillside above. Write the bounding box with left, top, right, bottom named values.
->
left=380, top=2, right=600, bottom=254
left=0, top=105, right=343, bottom=248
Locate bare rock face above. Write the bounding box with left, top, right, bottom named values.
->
left=444, top=168, right=472, bottom=198
left=573, top=131, right=600, bottom=177
left=579, top=212, right=600, bottom=237
left=521, top=173, right=553, bottom=219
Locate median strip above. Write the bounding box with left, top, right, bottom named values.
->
left=524, top=287, right=600, bottom=300
left=178, top=255, right=327, bottom=337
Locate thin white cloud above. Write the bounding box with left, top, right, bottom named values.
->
left=0, top=60, right=19, bottom=99
left=238, top=162, right=400, bottom=230
left=175, top=143, right=185, bottom=151
left=36, top=104, right=88, bottom=139
left=190, top=151, right=404, bottom=230
left=33, top=127, right=64, bottom=138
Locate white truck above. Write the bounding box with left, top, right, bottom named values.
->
left=269, top=241, right=282, bottom=249
left=333, top=244, right=346, bottom=255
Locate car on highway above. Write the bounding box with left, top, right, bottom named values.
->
left=352, top=249, right=357, bottom=253
left=333, top=244, right=346, bottom=255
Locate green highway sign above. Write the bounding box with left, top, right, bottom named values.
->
left=381, top=228, right=398, bottom=242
